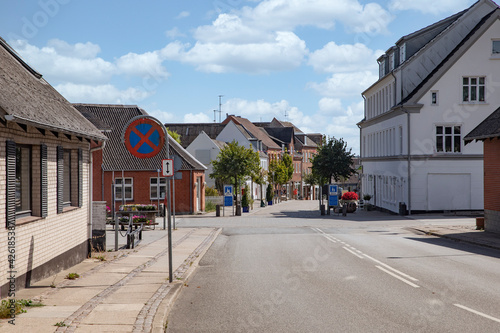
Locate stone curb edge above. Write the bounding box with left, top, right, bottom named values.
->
left=151, top=228, right=223, bottom=333
left=410, top=227, right=500, bottom=252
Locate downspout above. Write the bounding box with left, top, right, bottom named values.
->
left=359, top=95, right=366, bottom=197
left=190, top=170, right=193, bottom=214
left=394, top=69, right=411, bottom=215
left=89, top=140, right=106, bottom=249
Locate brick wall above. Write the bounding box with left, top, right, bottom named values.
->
left=1, top=123, right=92, bottom=296
left=484, top=138, right=500, bottom=233
left=101, top=169, right=205, bottom=214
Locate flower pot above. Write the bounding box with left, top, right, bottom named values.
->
left=268, top=201, right=273, bottom=206
left=243, top=206, right=249, bottom=213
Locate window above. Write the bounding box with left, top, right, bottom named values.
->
left=150, top=177, right=166, bottom=200
left=16, top=145, right=32, bottom=217
left=493, top=40, right=500, bottom=54
left=462, top=77, right=485, bottom=102
left=399, top=43, right=406, bottom=63
left=431, top=91, right=438, bottom=105
left=436, top=126, right=461, bottom=153
left=63, top=149, right=71, bottom=206
left=115, top=178, right=133, bottom=201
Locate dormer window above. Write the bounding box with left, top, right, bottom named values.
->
left=379, top=60, right=386, bottom=78
left=389, top=53, right=395, bottom=71
left=399, top=43, right=406, bottom=63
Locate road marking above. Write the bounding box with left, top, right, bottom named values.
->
left=312, top=228, right=337, bottom=243
left=363, top=254, right=419, bottom=282
left=454, top=304, right=500, bottom=324
left=343, top=246, right=365, bottom=259
left=375, top=265, right=420, bottom=288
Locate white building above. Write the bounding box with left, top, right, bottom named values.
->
left=358, top=0, right=500, bottom=213
left=186, top=130, right=226, bottom=189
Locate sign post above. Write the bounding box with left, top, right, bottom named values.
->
left=122, top=115, right=173, bottom=283
left=328, top=185, right=338, bottom=208
left=224, top=185, right=233, bottom=216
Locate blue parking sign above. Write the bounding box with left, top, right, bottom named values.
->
left=224, top=185, right=233, bottom=207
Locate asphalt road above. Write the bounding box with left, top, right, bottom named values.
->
left=166, top=200, right=500, bottom=332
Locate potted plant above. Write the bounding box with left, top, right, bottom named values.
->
left=341, top=192, right=359, bottom=213
left=266, top=183, right=273, bottom=206
left=242, top=185, right=250, bottom=213
left=363, top=194, right=372, bottom=211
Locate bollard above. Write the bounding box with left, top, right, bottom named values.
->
left=216, top=204, right=221, bottom=217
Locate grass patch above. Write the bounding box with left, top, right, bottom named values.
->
left=205, top=201, right=217, bottom=213
left=65, top=273, right=80, bottom=280
left=0, top=299, right=44, bottom=319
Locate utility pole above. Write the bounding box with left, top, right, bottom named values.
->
left=218, top=95, right=223, bottom=122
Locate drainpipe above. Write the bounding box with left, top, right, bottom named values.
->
left=89, top=140, right=106, bottom=249
left=395, top=70, right=411, bottom=215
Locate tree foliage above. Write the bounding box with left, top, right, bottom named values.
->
left=311, top=136, right=355, bottom=184
left=269, top=153, right=293, bottom=186
left=210, top=141, right=260, bottom=207
left=166, top=128, right=181, bottom=144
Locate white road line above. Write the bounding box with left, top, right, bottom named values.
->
left=312, top=228, right=337, bottom=243
left=343, top=246, right=365, bottom=259
left=363, top=254, right=419, bottom=282
left=375, top=265, right=420, bottom=288
left=454, top=304, right=500, bottom=324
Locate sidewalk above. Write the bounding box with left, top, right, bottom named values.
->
left=410, top=223, right=500, bottom=251
left=0, top=225, right=221, bottom=333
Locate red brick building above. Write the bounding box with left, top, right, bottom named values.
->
left=75, top=104, right=206, bottom=214
left=465, top=107, right=500, bottom=233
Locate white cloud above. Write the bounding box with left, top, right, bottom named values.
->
left=239, top=0, right=393, bottom=34
left=308, top=42, right=383, bottom=73
left=308, top=71, right=378, bottom=98
left=194, top=14, right=273, bottom=44
left=183, top=112, right=213, bottom=123
left=225, top=98, right=297, bottom=119
left=116, top=51, right=170, bottom=79
left=176, top=11, right=190, bottom=19
left=149, top=109, right=176, bottom=123
left=55, top=83, right=154, bottom=104
left=165, top=27, right=186, bottom=39
left=163, top=31, right=307, bottom=73
left=388, top=0, right=473, bottom=15
left=11, top=39, right=115, bottom=84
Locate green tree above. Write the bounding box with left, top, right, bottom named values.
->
left=210, top=141, right=260, bottom=209
left=166, top=128, right=181, bottom=144
left=312, top=136, right=355, bottom=184
left=269, top=154, right=294, bottom=200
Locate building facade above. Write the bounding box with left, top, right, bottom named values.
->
left=0, top=37, right=106, bottom=295
left=359, top=0, right=500, bottom=213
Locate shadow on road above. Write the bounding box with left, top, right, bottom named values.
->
left=404, top=234, right=500, bottom=260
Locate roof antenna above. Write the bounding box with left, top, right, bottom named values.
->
left=284, top=109, right=288, bottom=122
left=218, top=95, right=223, bottom=122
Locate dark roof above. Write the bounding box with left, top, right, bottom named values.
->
left=0, top=37, right=106, bottom=141
left=401, top=8, right=496, bottom=105
left=164, top=123, right=226, bottom=148
left=264, top=127, right=294, bottom=145
left=223, top=116, right=281, bottom=150
left=74, top=104, right=206, bottom=171
left=464, top=107, right=500, bottom=143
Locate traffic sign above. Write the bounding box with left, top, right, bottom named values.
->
left=124, top=117, right=165, bottom=159
left=224, top=185, right=233, bottom=207
left=329, top=195, right=339, bottom=207
left=329, top=185, right=338, bottom=196
left=162, top=159, right=174, bottom=177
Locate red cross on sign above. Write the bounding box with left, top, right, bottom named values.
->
left=124, top=117, right=165, bottom=159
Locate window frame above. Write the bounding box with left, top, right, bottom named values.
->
left=15, top=144, right=33, bottom=218
left=431, top=91, right=438, bottom=105
left=436, top=125, right=462, bottom=153
left=114, top=177, right=134, bottom=201
left=462, top=76, right=485, bottom=103
left=150, top=177, right=166, bottom=200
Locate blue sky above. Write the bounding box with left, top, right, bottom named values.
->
left=0, top=0, right=477, bottom=154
